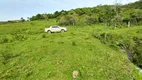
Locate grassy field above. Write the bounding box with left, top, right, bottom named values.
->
left=0, top=20, right=142, bottom=80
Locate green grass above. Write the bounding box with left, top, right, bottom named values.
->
left=0, top=20, right=142, bottom=80
left=94, top=26, right=142, bottom=68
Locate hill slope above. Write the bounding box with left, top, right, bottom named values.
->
left=0, top=20, right=142, bottom=80
left=124, top=0, right=142, bottom=9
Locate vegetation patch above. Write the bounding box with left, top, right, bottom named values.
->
left=94, top=26, right=142, bottom=68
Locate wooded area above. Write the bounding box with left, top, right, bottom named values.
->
left=29, top=0, right=142, bottom=27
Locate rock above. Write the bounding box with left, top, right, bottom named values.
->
left=120, top=49, right=126, bottom=53
left=73, top=70, right=79, bottom=79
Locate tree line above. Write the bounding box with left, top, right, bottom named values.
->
left=25, top=0, right=142, bottom=27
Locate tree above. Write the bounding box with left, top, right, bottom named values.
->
left=53, top=11, right=61, bottom=18
left=21, top=17, right=25, bottom=22
left=27, top=17, right=30, bottom=21
left=109, top=0, right=123, bottom=28
left=74, top=8, right=85, bottom=16
left=86, top=14, right=98, bottom=24
left=58, top=16, right=68, bottom=25
left=59, top=13, right=78, bottom=26
left=68, top=15, right=78, bottom=25
left=36, top=14, right=44, bottom=20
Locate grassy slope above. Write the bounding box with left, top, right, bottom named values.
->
left=0, top=20, right=141, bottom=80
left=94, top=26, right=142, bottom=67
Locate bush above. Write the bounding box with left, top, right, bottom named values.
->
left=0, top=35, right=14, bottom=44
left=14, top=34, right=27, bottom=41
left=42, top=34, right=46, bottom=38
left=72, top=41, right=77, bottom=46
left=0, top=50, right=13, bottom=65
left=109, top=44, right=120, bottom=51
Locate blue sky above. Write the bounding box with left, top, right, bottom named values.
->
left=0, top=0, right=138, bottom=21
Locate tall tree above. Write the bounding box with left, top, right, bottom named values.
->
left=21, top=17, right=25, bottom=22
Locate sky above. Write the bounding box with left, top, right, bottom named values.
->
left=0, top=0, right=138, bottom=21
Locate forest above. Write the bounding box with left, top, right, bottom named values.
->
left=29, top=0, right=142, bottom=27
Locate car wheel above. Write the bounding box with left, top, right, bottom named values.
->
left=47, top=30, right=51, bottom=34
left=61, top=29, right=65, bottom=33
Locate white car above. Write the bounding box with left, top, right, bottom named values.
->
left=44, top=26, right=67, bottom=33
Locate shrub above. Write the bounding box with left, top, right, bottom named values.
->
left=14, top=34, right=27, bottom=41
left=42, top=34, right=46, bottom=38
left=0, top=50, right=13, bottom=65
left=109, top=44, right=120, bottom=51
left=72, top=41, right=77, bottom=46
left=0, top=36, right=8, bottom=43
left=0, top=35, right=14, bottom=44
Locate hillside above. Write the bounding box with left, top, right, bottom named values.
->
left=23, top=0, right=142, bottom=29
left=123, top=0, right=142, bottom=9
left=0, top=20, right=142, bottom=80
